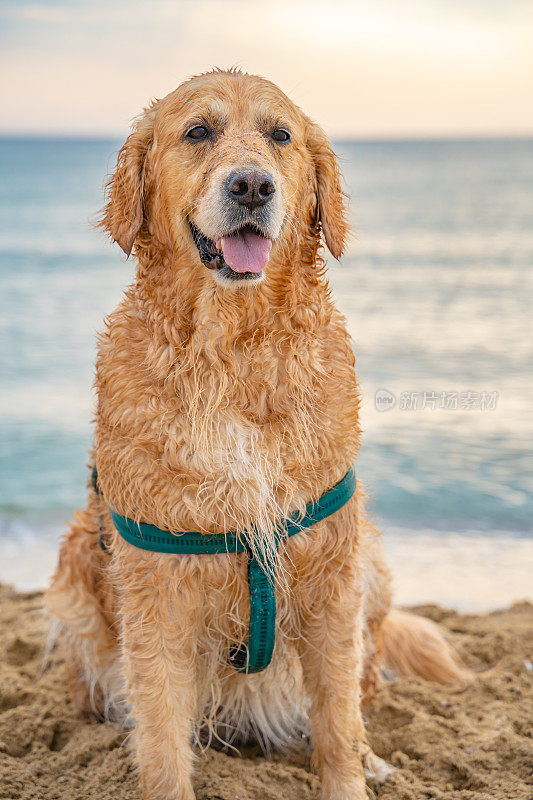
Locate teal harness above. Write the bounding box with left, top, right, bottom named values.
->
left=93, top=465, right=356, bottom=674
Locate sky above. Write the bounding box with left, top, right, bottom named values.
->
left=1, top=0, right=532, bottom=139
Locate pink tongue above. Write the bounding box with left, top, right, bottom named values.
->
left=220, top=230, right=272, bottom=273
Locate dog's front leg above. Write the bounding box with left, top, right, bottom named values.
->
left=298, top=561, right=367, bottom=800
left=118, top=560, right=199, bottom=800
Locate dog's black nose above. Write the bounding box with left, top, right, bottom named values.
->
left=226, top=169, right=275, bottom=211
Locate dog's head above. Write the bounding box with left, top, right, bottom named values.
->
left=100, top=70, right=348, bottom=288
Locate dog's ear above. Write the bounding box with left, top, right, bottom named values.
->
left=99, top=114, right=154, bottom=257
left=307, top=122, right=349, bottom=259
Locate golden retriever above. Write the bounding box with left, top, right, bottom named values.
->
left=46, top=69, right=468, bottom=800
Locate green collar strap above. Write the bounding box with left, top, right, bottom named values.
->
left=93, top=465, right=356, bottom=673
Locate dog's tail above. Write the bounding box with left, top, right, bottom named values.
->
left=380, top=609, right=472, bottom=684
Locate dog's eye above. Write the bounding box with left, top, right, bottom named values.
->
left=186, top=125, right=210, bottom=141
left=272, top=129, right=291, bottom=143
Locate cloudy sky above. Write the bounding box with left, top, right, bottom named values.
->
left=1, top=0, right=532, bottom=138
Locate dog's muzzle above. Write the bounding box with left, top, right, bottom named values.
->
left=189, top=168, right=279, bottom=282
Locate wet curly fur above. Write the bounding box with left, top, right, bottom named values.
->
left=46, top=69, right=469, bottom=800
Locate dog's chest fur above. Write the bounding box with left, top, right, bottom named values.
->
left=95, top=292, right=360, bottom=537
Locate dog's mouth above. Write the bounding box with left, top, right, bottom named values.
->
left=189, top=222, right=272, bottom=282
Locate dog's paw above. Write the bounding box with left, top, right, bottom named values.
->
left=319, top=775, right=368, bottom=800
left=319, top=786, right=367, bottom=800
left=361, top=745, right=395, bottom=784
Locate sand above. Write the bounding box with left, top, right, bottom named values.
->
left=0, top=584, right=531, bottom=800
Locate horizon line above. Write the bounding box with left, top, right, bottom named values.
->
left=1, top=131, right=533, bottom=144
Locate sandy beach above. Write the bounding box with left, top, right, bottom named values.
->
left=0, top=583, right=531, bottom=800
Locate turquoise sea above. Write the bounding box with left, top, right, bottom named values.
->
left=0, top=136, right=531, bottom=607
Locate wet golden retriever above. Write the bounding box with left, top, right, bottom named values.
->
left=46, top=69, right=468, bottom=800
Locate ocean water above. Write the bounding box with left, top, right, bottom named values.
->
left=0, top=136, right=531, bottom=608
